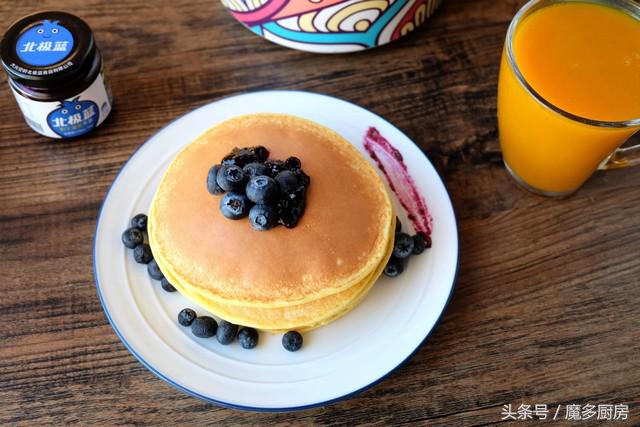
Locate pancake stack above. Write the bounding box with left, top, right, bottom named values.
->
left=148, top=114, right=394, bottom=332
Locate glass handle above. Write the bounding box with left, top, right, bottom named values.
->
left=599, top=134, right=640, bottom=170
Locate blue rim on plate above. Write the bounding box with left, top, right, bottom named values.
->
left=92, top=90, right=459, bottom=412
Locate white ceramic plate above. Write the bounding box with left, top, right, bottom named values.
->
left=93, top=91, right=458, bottom=411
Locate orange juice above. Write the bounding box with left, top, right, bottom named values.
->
left=498, top=1, right=640, bottom=195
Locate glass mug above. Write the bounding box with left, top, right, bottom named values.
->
left=497, top=0, right=640, bottom=196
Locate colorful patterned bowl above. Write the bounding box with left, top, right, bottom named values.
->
left=220, top=0, right=443, bottom=53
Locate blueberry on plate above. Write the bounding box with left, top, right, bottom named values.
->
left=249, top=204, right=277, bottom=231
left=207, top=165, right=224, bottom=195
left=395, top=216, right=402, bottom=233
left=191, top=316, right=217, bottom=338
left=246, top=175, right=278, bottom=204
left=219, top=192, right=250, bottom=220
left=243, top=162, right=268, bottom=178
left=131, top=214, right=148, bottom=231
left=412, top=233, right=430, bottom=255
left=216, top=320, right=238, bottom=345
left=284, top=156, right=301, bottom=170
left=121, top=227, right=143, bottom=249
left=383, top=256, right=406, bottom=277
left=393, top=232, right=414, bottom=259
left=216, top=164, right=246, bottom=192
left=147, top=259, right=164, bottom=280
left=237, top=327, right=259, bottom=349
left=275, top=170, right=298, bottom=195
left=161, top=277, right=176, bottom=292
left=282, top=331, right=303, bottom=352
left=133, top=244, right=153, bottom=264
left=178, top=308, right=197, bottom=327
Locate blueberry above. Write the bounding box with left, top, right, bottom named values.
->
left=131, top=214, right=148, bottom=231
left=133, top=244, right=153, bottom=264
left=237, top=327, right=259, bottom=349
left=191, top=316, right=217, bottom=338
left=395, top=216, right=402, bottom=233
left=249, top=204, right=277, bottom=231
left=147, top=259, right=164, bottom=280
left=384, top=256, right=406, bottom=277
left=219, top=192, right=250, bottom=220
left=178, top=308, right=197, bottom=326
left=393, top=232, right=414, bottom=259
left=221, top=152, right=236, bottom=166
left=216, top=320, right=238, bottom=345
left=233, top=148, right=258, bottom=167
left=222, top=146, right=268, bottom=167
left=243, top=162, right=268, bottom=178
left=216, top=164, right=246, bottom=192
left=161, top=277, right=176, bottom=292
left=207, top=165, right=224, bottom=195
left=121, top=227, right=143, bottom=249
left=274, top=169, right=308, bottom=228
left=412, top=233, right=430, bottom=255
left=276, top=196, right=305, bottom=229
left=264, top=160, right=285, bottom=177
left=253, top=146, right=269, bottom=162
left=282, top=331, right=303, bottom=352
left=295, top=168, right=311, bottom=188
left=246, top=175, right=278, bottom=204
left=275, top=170, right=298, bottom=195
left=284, top=156, right=301, bottom=170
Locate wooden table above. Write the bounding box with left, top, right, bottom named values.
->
left=1, top=0, right=639, bottom=425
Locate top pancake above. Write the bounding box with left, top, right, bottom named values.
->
left=149, top=114, right=393, bottom=307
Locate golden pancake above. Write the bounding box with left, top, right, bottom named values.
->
left=150, top=215, right=394, bottom=331
left=149, top=114, right=394, bottom=313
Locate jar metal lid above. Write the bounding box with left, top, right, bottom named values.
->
left=0, top=11, right=96, bottom=89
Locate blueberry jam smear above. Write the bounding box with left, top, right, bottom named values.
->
left=207, top=146, right=310, bottom=231
left=363, top=127, right=434, bottom=279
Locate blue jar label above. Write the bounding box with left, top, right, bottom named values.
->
left=15, top=20, right=74, bottom=67
left=9, top=69, right=112, bottom=139
left=47, top=98, right=99, bottom=138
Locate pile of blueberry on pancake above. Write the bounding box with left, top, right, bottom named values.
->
left=207, top=145, right=310, bottom=231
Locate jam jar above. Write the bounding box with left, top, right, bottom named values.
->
left=0, top=11, right=112, bottom=138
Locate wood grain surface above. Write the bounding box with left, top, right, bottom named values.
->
left=1, top=0, right=639, bottom=425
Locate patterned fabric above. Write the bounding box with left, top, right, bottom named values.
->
left=220, top=0, right=442, bottom=52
